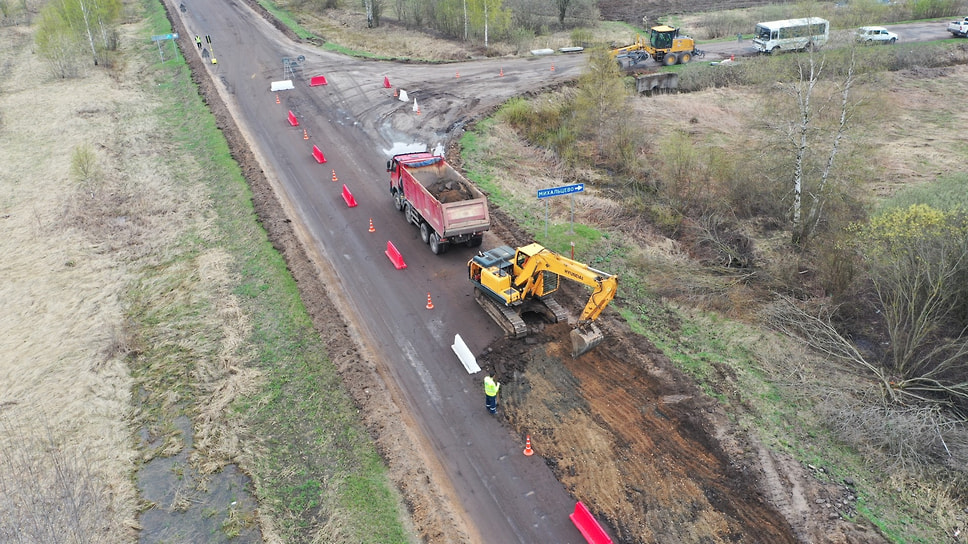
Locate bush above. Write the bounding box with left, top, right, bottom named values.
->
left=70, top=144, right=102, bottom=196
left=695, top=10, right=757, bottom=40
left=570, top=27, right=594, bottom=47
left=910, top=0, right=964, bottom=19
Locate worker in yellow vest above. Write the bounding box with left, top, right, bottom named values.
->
left=484, top=373, right=500, bottom=415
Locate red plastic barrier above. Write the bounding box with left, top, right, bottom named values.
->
left=312, top=145, right=327, bottom=164
left=569, top=502, right=612, bottom=544
left=385, top=241, right=407, bottom=270
left=287, top=110, right=299, bottom=127
left=309, top=75, right=328, bottom=86
left=341, top=184, right=358, bottom=208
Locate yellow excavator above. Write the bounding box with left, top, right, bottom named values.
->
left=611, top=25, right=703, bottom=67
left=468, top=243, right=618, bottom=357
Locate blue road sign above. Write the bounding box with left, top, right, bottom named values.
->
left=537, top=183, right=584, bottom=199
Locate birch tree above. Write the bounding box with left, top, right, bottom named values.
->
left=778, top=50, right=856, bottom=246
left=36, top=0, right=121, bottom=68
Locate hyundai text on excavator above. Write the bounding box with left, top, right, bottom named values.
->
left=468, top=243, right=618, bottom=357
left=611, top=24, right=703, bottom=67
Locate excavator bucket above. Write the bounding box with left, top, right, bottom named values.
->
left=570, top=322, right=605, bottom=357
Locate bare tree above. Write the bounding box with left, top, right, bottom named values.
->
left=553, top=0, right=571, bottom=24
left=854, top=205, right=968, bottom=407
left=777, top=50, right=856, bottom=246
left=767, top=213, right=968, bottom=412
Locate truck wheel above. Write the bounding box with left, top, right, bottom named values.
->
left=679, top=52, right=692, bottom=64
left=663, top=54, right=678, bottom=66
left=430, top=233, right=447, bottom=255
left=420, top=222, right=430, bottom=244
left=466, top=235, right=483, bottom=248
left=393, top=193, right=403, bottom=211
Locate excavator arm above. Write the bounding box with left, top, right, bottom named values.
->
left=579, top=273, right=618, bottom=323
left=514, top=250, right=617, bottom=319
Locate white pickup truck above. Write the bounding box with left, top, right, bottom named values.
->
left=948, top=17, right=968, bottom=37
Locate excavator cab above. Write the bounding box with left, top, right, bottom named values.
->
left=469, top=246, right=522, bottom=305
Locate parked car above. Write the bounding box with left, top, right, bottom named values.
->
left=948, top=17, right=968, bottom=38
left=856, top=26, right=898, bottom=44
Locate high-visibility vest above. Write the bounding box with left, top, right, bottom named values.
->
left=484, top=376, right=500, bottom=396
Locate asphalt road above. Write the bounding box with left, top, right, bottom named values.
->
left=168, top=1, right=590, bottom=542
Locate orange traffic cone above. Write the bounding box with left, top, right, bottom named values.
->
left=455, top=71, right=460, bottom=79
left=523, top=435, right=534, bottom=456
left=499, top=67, right=504, bottom=77
left=393, top=88, right=398, bottom=97
left=426, top=292, right=434, bottom=310
left=368, top=218, right=375, bottom=232
left=331, top=169, right=338, bottom=182
left=303, top=129, right=309, bottom=140
left=275, top=94, right=280, bottom=104
left=416, top=104, right=421, bottom=115
left=550, top=63, right=555, bottom=72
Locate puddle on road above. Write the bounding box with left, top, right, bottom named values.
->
left=137, top=415, right=261, bottom=543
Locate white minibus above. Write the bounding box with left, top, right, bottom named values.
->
left=753, top=17, right=830, bottom=54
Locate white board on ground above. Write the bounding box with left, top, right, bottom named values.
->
left=270, top=80, right=294, bottom=91
left=451, top=334, right=481, bottom=374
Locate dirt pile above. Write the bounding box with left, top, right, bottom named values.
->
left=428, top=179, right=475, bottom=203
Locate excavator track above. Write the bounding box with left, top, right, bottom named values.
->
left=475, top=289, right=527, bottom=339
left=538, top=296, right=570, bottom=324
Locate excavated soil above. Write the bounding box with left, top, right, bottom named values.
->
left=427, top=179, right=476, bottom=203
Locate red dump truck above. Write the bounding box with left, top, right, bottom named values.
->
left=387, top=152, right=490, bottom=255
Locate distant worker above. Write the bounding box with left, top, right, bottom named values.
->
left=484, top=374, right=500, bottom=415
left=195, top=35, right=202, bottom=49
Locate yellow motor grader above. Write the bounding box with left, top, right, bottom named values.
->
left=611, top=25, right=703, bottom=67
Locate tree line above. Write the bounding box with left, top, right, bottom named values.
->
left=35, top=0, right=121, bottom=77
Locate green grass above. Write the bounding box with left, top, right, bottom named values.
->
left=256, top=0, right=318, bottom=40
left=132, top=2, right=412, bottom=542
left=881, top=172, right=968, bottom=213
